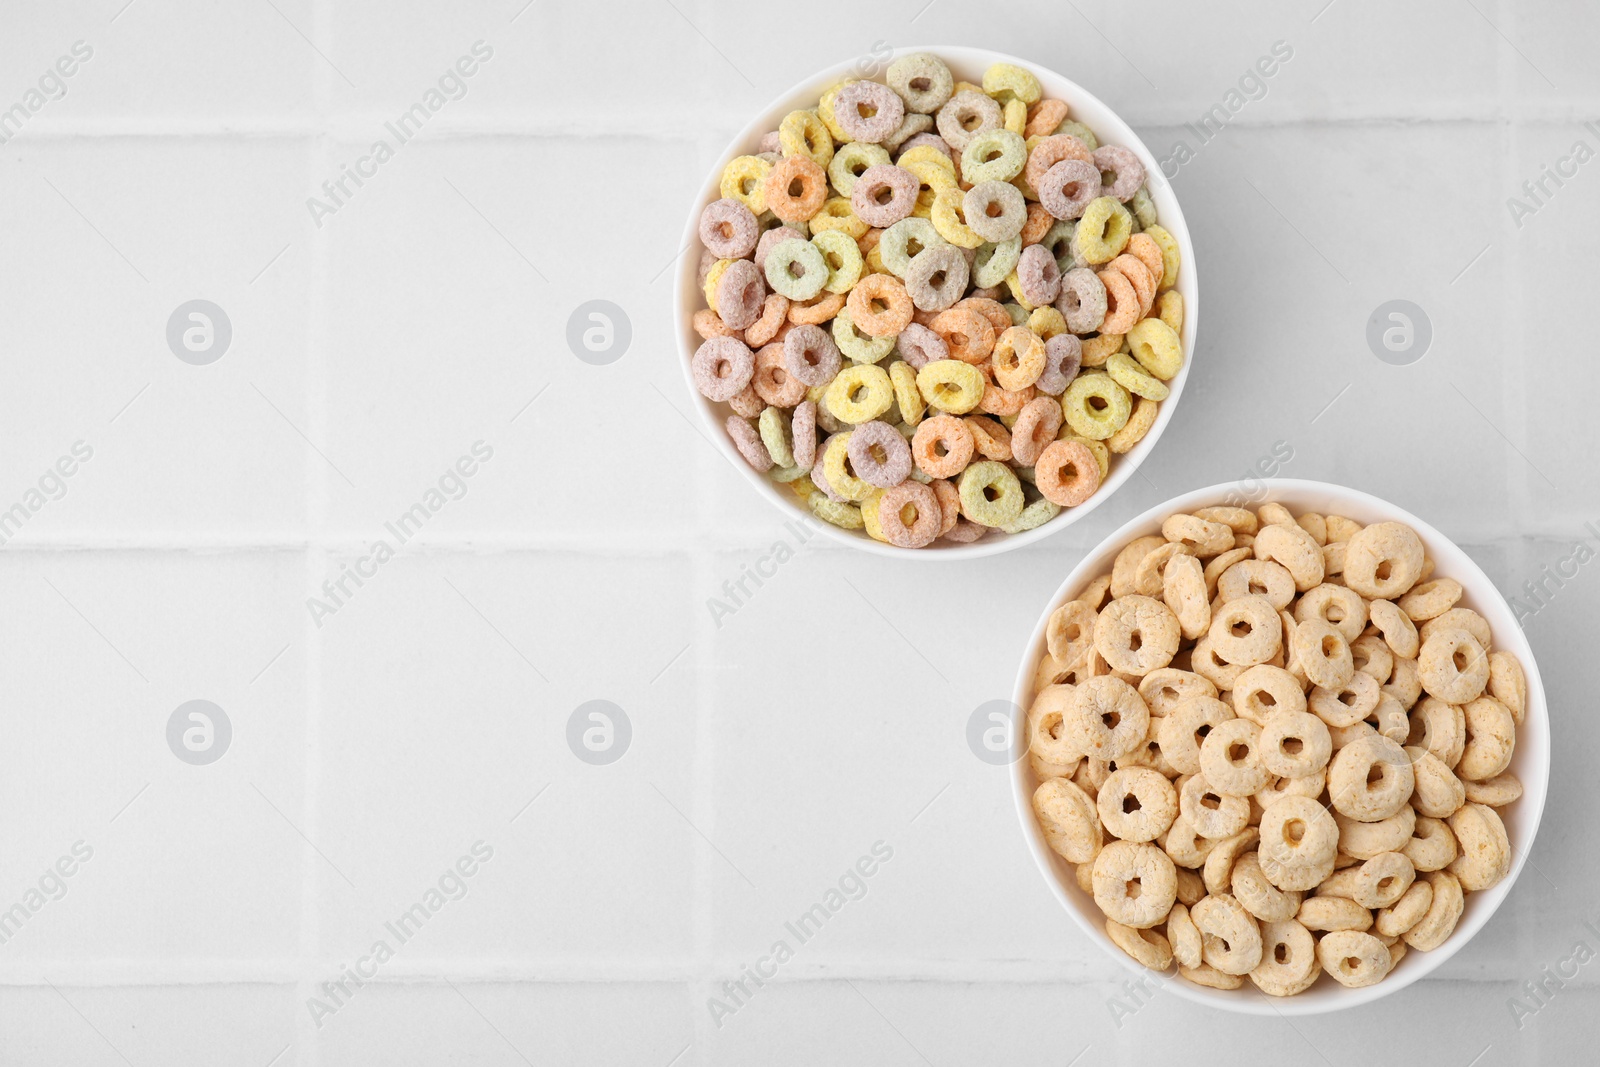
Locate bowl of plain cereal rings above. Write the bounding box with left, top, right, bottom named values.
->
left=676, top=47, right=1198, bottom=555
left=1010, top=480, right=1549, bottom=1012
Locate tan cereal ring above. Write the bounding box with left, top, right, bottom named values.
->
left=1216, top=559, right=1296, bottom=610
left=1046, top=599, right=1097, bottom=666
left=1309, top=670, right=1381, bottom=729
left=1191, top=893, right=1263, bottom=975
left=1097, top=766, right=1179, bottom=843
left=1166, top=901, right=1203, bottom=968
left=1488, top=651, right=1527, bottom=725
left=1417, top=627, right=1489, bottom=704
left=1343, top=521, right=1425, bottom=599
left=1250, top=918, right=1320, bottom=995
left=1231, top=664, right=1308, bottom=725
left=1139, top=669, right=1217, bottom=717
left=1162, top=513, right=1235, bottom=557
left=1028, top=685, right=1083, bottom=766
left=1163, top=813, right=1219, bottom=869
left=1297, top=894, right=1373, bottom=933
left=1231, top=851, right=1303, bottom=922
left=1253, top=523, right=1326, bottom=592
left=1133, top=541, right=1191, bottom=598
left=1328, top=733, right=1414, bottom=822
left=1407, top=697, right=1465, bottom=769
left=1179, top=771, right=1251, bottom=840
left=1456, top=696, right=1515, bottom=781
left=1446, top=801, right=1510, bottom=891
left=1257, top=795, right=1339, bottom=876
left=1256, top=503, right=1294, bottom=527
left=1158, top=696, right=1234, bottom=775
left=1065, top=675, right=1151, bottom=761
left=1191, top=634, right=1248, bottom=691
left=1111, top=535, right=1167, bottom=598
left=1161, top=553, right=1211, bottom=641
left=1463, top=772, right=1522, bottom=807
left=1207, top=595, right=1282, bottom=667
left=1199, top=718, right=1272, bottom=797
left=1291, top=618, right=1354, bottom=691
left=1106, top=919, right=1174, bottom=970
left=1337, top=806, right=1416, bottom=862
left=1032, top=777, right=1103, bottom=863
left=1351, top=851, right=1415, bottom=909
left=1175, top=867, right=1207, bottom=906
left=1401, top=870, right=1464, bottom=950
left=1350, top=634, right=1395, bottom=684
left=1202, top=827, right=1261, bottom=897
left=1256, top=770, right=1326, bottom=809
left=1374, top=878, right=1433, bottom=938
left=1180, top=962, right=1245, bottom=989
left=1398, top=578, right=1463, bottom=622
left=1204, top=547, right=1254, bottom=600
left=1092, top=840, right=1179, bottom=928
left=1258, top=710, right=1332, bottom=780
left=1368, top=599, right=1420, bottom=660
left=1402, top=815, right=1456, bottom=872
left=1384, top=656, right=1423, bottom=710
left=1403, top=746, right=1466, bottom=819
left=1094, top=595, right=1181, bottom=676
left=1295, top=583, right=1367, bottom=644
left=1317, top=930, right=1391, bottom=988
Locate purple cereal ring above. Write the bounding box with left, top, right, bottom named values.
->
left=692, top=336, right=755, bottom=402
left=834, top=81, right=906, bottom=144
left=1036, top=334, right=1083, bottom=395
left=895, top=132, right=954, bottom=164
left=754, top=225, right=804, bottom=272
left=699, top=198, right=759, bottom=260
left=715, top=259, right=767, bottom=330
left=851, top=164, right=920, bottom=228
left=1016, top=243, right=1062, bottom=306
left=792, top=400, right=818, bottom=470
left=935, top=90, right=1002, bottom=152
left=903, top=245, right=970, bottom=312
left=964, top=181, right=1027, bottom=243
left=696, top=247, right=719, bottom=290
left=847, top=420, right=913, bottom=488
left=895, top=322, right=949, bottom=369
left=1011, top=396, right=1064, bottom=467
left=1056, top=267, right=1107, bottom=334
left=1094, top=145, right=1145, bottom=202
left=970, top=284, right=1006, bottom=302
left=943, top=517, right=990, bottom=543
left=726, top=415, right=772, bottom=473
left=1038, top=159, right=1102, bottom=220
left=877, top=480, right=942, bottom=548
left=783, top=323, right=842, bottom=387
left=758, top=130, right=782, bottom=154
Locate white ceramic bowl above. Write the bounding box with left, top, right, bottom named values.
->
left=1010, top=478, right=1550, bottom=1013
left=674, top=46, right=1199, bottom=558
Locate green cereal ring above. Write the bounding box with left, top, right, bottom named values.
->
left=1072, top=197, right=1133, bottom=266
left=832, top=308, right=895, bottom=364
left=1040, top=219, right=1080, bottom=275
left=880, top=217, right=948, bottom=277
left=769, top=464, right=810, bottom=483
left=1106, top=351, right=1170, bottom=401
left=1129, top=185, right=1158, bottom=230
left=821, top=431, right=874, bottom=501
left=998, top=496, right=1061, bottom=534
left=1002, top=302, right=1029, bottom=326
left=961, top=129, right=1027, bottom=185
left=1062, top=372, right=1132, bottom=440
left=974, top=236, right=1022, bottom=288
left=764, top=238, right=829, bottom=300
left=809, top=491, right=864, bottom=529
left=916, top=359, right=985, bottom=415
left=828, top=141, right=891, bottom=198
left=811, top=229, right=864, bottom=294
left=1127, top=317, right=1184, bottom=380
left=759, top=406, right=795, bottom=467
left=958, top=460, right=1025, bottom=527
left=1057, top=119, right=1098, bottom=151
left=825, top=364, right=895, bottom=424
left=888, top=53, right=955, bottom=115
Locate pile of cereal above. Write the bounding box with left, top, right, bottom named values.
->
left=689, top=53, right=1185, bottom=548
left=1025, top=503, right=1527, bottom=994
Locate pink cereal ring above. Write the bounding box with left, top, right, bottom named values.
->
left=758, top=130, right=782, bottom=153
left=943, top=517, right=990, bottom=543
left=1036, top=439, right=1101, bottom=506
left=783, top=323, right=842, bottom=387
left=895, top=322, right=949, bottom=369
left=851, top=165, right=920, bottom=228
left=1016, top=242, right=1062, bottom=306
left=1036, top=333, right=1082, bottom=395
left=755, top=225, right=805, bottom=271
left=1057, top=267, right=1107, bottom=334
left=1011, top=396, right=1063, bottom=467
left=792, top=400, right=818, bottom=469
left=729, top=383, right=763, bottom=418
left=699, top=198, right=759, bottom=260
left=1024, top=134, right=1093, bottom=191
left=936, top=90, right=1002, bottom=152
left=877, top=481, right=942, bottom=548
left=834, top=81, right=906, bottom=144
left=753, top=343, right=807, bottom=408
left=847, top=420, right=913, bottom=488
left=1094, top=145, right=1145, bottom=202
left=1038, top=158, right=1102, bottom=220
left=692, top=336, right=755, bottom=402
left=715, top=259, right=767, bottom=330
left=896, top=132, right=954, bottom=164
left=726, top=415, right=772, bottom=473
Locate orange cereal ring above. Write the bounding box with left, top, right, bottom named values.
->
left=965, top=415, right=1013, bottom=461
left=1011, top=395, right=1062, bottom=466
left=1024, top=99, right=1070, bottom=139
left=846, top=274, right=914, bottom=338
left=1108, top=254, right=1156, bottom=317
left=752, top=343, right=807, bottom=407
left=977, top=368, right=1034, bottom=416
left=787, top=291, right=846, bottom=325
left=1020, top=202, right=1055, bottom=245
left=930, top=477, right=960, bottom=535
left=911, top=414, right=975, bottom=478
left=993, top=326, right=1047, bottom=390
left=742, top=293, right=791, bottom=347
left=955, top=296, right=1013, bottom=334
left=928, top=308, right=996, bottom=364
left=877, top=481, right=942, bottom=548
left=1097, top=268, right=1141, bottom=334
left=692, top=307, right=740, bottom=341
left=1126, top=232, right=1166, bottom=290
left=1037, top=439, right=1102, bottom=506
left=763, top=155, right=829, bottom=224
left=1024, top=134, right=1093, bottom=192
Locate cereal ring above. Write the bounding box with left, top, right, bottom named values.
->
left=1250, top=919, right=1319, bottom=996
left=1066, top=676, right=1151, bottom=762
left=1033, top=777, right=1102, bottom=863
left=1402, top=870, right=1464, bottom=950
left=1191, top=893, right=1263, bottom=975
left=1097, top=767, right=1178, bottom=843
left=876, top=480, right=941, bottom=548
left=1337, top=806, right=1416, bottom=861
left=1038, top=158, right=1102, bottom=219
left=744, top=293, right=791, bottom=348
left=1010, top=396, right=1062, bottom=466
left=1125, top=231, right=1166, bottom=290
left=1199, top=717, right=1272, bottom=797
left=1419, top=608, right=1491, bottom=651
left=1375, top=879, right=1434, bottom=938
left=846, top=420, right=913, bottom=488
left=970, top=237, right=1020, bottom=289
left=825, top=363, right=895, bottom=424
left=879, top=217, right=948, bottom=277
left=894, top=322, right=948, bottom=370
left=828, top=141, right=891, bottom=199
left=1061, top=373, right=1132, bottom=440
left=1231, top=664, right=1307, bottom=726
left=1258, top=709, right=1331, bottom=781
left=989, top=326, right=1043, bottom=390
left=961, top=128, right=1027, bottom=184
left=1015, top=243, right=1062, bottom=306
left=1384, top=657, right=1423, bottom=710
left=1291, top=618, right=1353, bottom=691
left=1180, top=772, right=1250, bottom=840
left=1164, top=813, right=1219, bottom=869
left=1106, top=351, right=1168, bottom=401
left=832, top=308, right=896, bottom=364
left=1093, top=144, right=1145, bottom=201
left=910, top=414, right=974, bottom=478
left=1106, top=919, right=1174, bottom=970
left=1399, top=578, right=1463, bottom=622
left=1181, top=963, right=1245, bottom=990
left=1488, top=651, right=1527, bottom=725
left=1343, top=522, right=1426, bottom=600
left=1456, top=696, right=1515, bottom=781
left=983, top=62, right=1041, bottom=104
left=935, top=90, right=1002, bottom=151
left=1447, top=802, right=1510, bottom=891
left=752, top=343, right=806, bottom=408
left=1232, top=852, right=1303, bottom=923
left=1092, top=595, right=1180, bottom=677
left=763, top=155, right=829, bottom=224
left=846, top=274, right=914, bottom=338
left=763, top=238, right=829, bottom=300
left=1154, top=694, right=1230, bottom=775
left=1369, top=599, right=1420, bottom=660
left=1023, top=97, right=1069, bottom=139
left=1020, top=201, right=1056, bottom=245
left=1328, top=733, right=1414, bottom=822
left=1352, top=851, right=1415, bottom=909
left=818, top=432, right=870, bottom=501
left=754, top=225, right=805, bottom=272
left=720, top=155, right=772, bottom=214
left=1158, top=553, right=1209, bottom=640
left=1038, top=219, right=1080, bottom=273
left=887, top=53, right=954, bottom=115
left=1047, top=599, right=1098, bottom=667
left=1056, top=267, right=1107, bottom=333
left=850, top=164, right=920, bottom=228
left=963, top=180, right=1028, bottom=242
left=1417, top=627, right=1489, bottom=704
left=1034, top=439, right=1101, bottom=507
left=714, top=259, right=767, bottom=330
left=1257, top=795, right=1339, bottom=880
left=1317, top=930, right=1391, bottom=988
left=1025, top=134, right=1093, bottom=191
left=728, top=383, right=764, bottom=418
left=811, top=229, right=865, bottom=294
left=1097, top=268, right=1141, bottom=334
left=809, top=491, right=863, bottom=529
left=1035, top=333, right=1082, bottom=395
left=1217, top=560, right=1296, bottom=610
left=833, top=80, right=905, bottom=143
left=691, top=336, right=755, bottom=402
left=779, top=109, right=834, bottom=168
left=791, top=401, right=817, bottom=470
left=1207, top=596, right=1281, bottom=667
left=691, top=307, right=739, bottom=342
left=957, top=459, right=1024, bottom=527
left=782, top=323, right=842, bottom=386
left=1309, top=670, right=1381, bottom=728
left=725, top=415, right=771, bottom=472
left=1092, top=840, right=1178, bottom=929
left=1072, top=196, right=1133, bottom=266
left=917, top=359, right=985, bottom=415
left=699, top=198, right=760, bottom=260
left=904, top=245, right=971, bottom=312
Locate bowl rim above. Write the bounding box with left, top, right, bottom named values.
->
left=1007, top=477, right=1552, bottom=1014
left=673, top=45, right=1200, bottom=559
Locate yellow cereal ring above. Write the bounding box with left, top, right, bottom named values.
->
left=816, top=81, right=857, bottom=144
left=811, top=229, right=865, bottom=294
left=1028, top=306, right=1068, bottom=340
left=809, top=492, right=864, bottom=529
left=889, top=359, right=927, bottom=426
left=1144, top=224, right=1181, bottom=291
left=1157, top=290, right=1184, bottom=332
left=958, top=459, right=1025, bottom=526
left=1106, top=351, right=1170, bottom=401
left=953, top=80, right=983, bottom=96
left=825, top=364, right=895, bottom=424
left=1003, top=96, right=1028, bottom=135
left=1126, top=317, right=1184, bottom=381
left=860, top=488, right=889, bottom=542
left=810, top=197, right=870, bottom=239
left=984, top=63, right=1043, bottom=105
left=1058, top=431, right=1111, bottom=480
left=916, top=359, right=986, bottom=414
left=720, top=156, right=772, bottom=215
left=866, top=243, right=889, bottom=274
left=898, top=145, right=956, bottom=175
left=1073, top=196, right=1133, bottom=266
left=931, top=187, right=986, bottom=249
left=1003, top=270, right=1038, bottom=312
left=1107, top=396, right=1159, bottom=454
left=779, top=109, right=834, bottom=169
left=1062, top=372, right=1132, bottom=440
left=703, top=258, right=734, bottom=311
left=828, top=142, right=890, bottom=198
left=821, top=432, right=873, bottom=501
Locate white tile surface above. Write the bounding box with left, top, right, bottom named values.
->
left=1, top=1, right=1596, bottom=1063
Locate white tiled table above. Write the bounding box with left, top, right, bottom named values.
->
left=1, top=1, right=1596, bottom=1063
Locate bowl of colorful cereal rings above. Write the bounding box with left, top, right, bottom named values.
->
left=677, top=47, right=1198, bottom=554
left=1010, top=479, right=1549, bottom=1012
